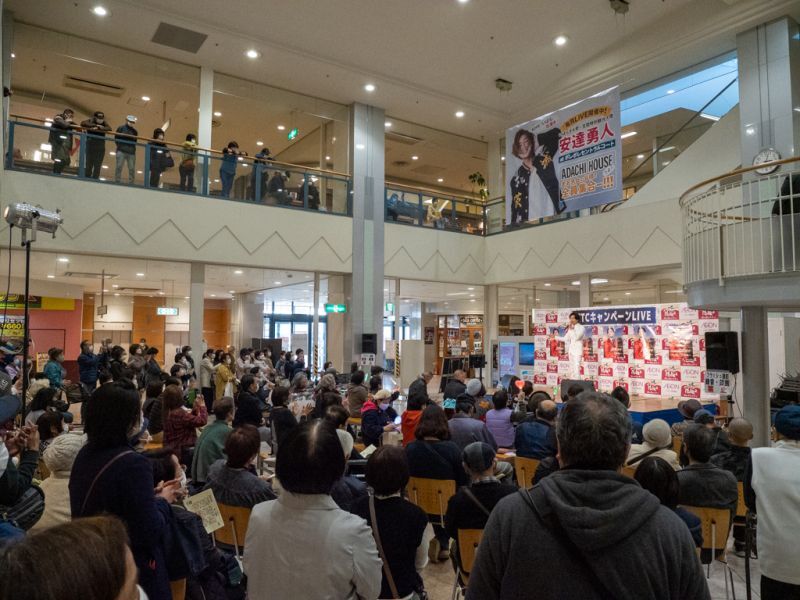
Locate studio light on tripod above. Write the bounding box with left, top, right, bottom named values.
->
left=3, top=203, right=62, bottom=234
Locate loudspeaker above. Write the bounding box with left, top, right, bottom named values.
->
left=361, top=333, right=377, bottom=354
left=704, top=332, right=739, bottom=374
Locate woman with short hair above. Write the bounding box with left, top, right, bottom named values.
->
left=162, top=384, right=207, bottom=465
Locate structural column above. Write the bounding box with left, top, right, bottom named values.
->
left=326, top=275, right=352, bottom=371
left=741, top=306, right=771, bottom=448
left=188, top=263, right=205, bottom=354
left=579, top=274, right=591, bottom=307
left=484, top=284, right=499, bottom=386
left=487, top=135, right=504, bottom=200
left=198, top=67, right=214, bottom=150
left=349, top=102, right=386, bottom=365
left=312, top=272, right=320, bottom=375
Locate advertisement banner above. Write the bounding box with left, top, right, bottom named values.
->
left=0, top=315, right=25, bottom=348
left=532, top=303, right=718, bottom=400
left=506, top=87, right=622, bottom=225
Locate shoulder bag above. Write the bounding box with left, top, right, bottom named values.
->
left=79, top=450, right=135, bottom=516
left=0, top=485, right=45, bottom=530
left=461, top=486, right=491, bottom=517
left=368, top=492, right=401, bottom=599
left=625, top=443, right=671, bottom=467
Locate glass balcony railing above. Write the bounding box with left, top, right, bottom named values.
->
left=6, top=118, right=353, bottom=216
left=384, top=184, right=485, bottom=235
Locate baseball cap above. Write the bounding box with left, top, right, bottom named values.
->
left=126, top=115, right=137, bottom=123
left=693, top=409, right=715, bottom=425
left=775, top=405, right=800, bottom=440
left=462, top=441, right=495, bottom=472
left=677, top=399, right=702, bottom=419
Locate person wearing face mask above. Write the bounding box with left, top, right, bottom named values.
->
left=127, top=344, right=146, bottom=389
left=0, top=516, right=150, bottom=600
left=214, top=353, right=237, bottom=402
left=78, top=340, right=100, bottom=397
left=147, top=128, right=172, bottom=188
left=70, top=380, right=181, bottom=600
left=360, top=389, right=399, bottom=447
left=43, top=347, right=70, bottom=392
left=143, top=347, right=163, bottom=388
left=80, top=110, right=112, bottom=179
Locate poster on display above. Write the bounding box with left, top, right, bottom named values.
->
left=424, top=327, right=435, bottom=345
left=506, top=87, right=622, bottom=225
left=0, top=315, right=25, bottom=349
left=498, top=342, right=517, bottom=380
left=531, top=303, right=718, bottom=400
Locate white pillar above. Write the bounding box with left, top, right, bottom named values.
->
left=741, top=306, right=771, bottom=447
left=198, top=67, right=214, bottom=149
left=485, top=284, right=499, bottom=386
left=487, top=135, right=504, bottom=200
left=189, top=263, right=205, bottom=354
left=579, top=274, right=591, bottom=307
left=393, top=279, right=401, bottom=343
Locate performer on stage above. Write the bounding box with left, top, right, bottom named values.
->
left=560, top=312, right=585, bottom=379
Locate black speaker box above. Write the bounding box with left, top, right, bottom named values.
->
left=704, top=331, right=739, bottom=374
left=361, top=333, right=377, bottom=354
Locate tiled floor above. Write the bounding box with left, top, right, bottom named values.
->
left=419, top=542, right=761, bottom=599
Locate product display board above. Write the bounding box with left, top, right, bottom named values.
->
left=505, top=87, right=622, bottom=225
left=531, top=303, right=719, bottom=399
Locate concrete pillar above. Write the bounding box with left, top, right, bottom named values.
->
left=484, top=284, right=499, bottom=386
left=579, top=274, right=591, bottom=307
left=349, top=102, right=385, bottom=366
left=232, top=292, right=264, bottom=352
left=312, top=272, right=320, bottom=375
left=188, top=263, right=205, bottom=354
left=737, top=17, right=800, bottom=168
left=326, top=275, right=352, bottom=371
left=2, top=10, right=14, bottom=156
left=487, top=135, right=504, bottom=200
left=741, top=306, right=771, bottom=447
left=393, top=279, right=401, bottom=342
left=198, top=67, right=214, bottom=149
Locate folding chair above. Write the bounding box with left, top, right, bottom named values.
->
left=451, top=529, right=483, bottom=600
left=213, top=503, right=252, bottom=563
left=169, top=578, right=186, bottom=600
left=407, top=477, right=457, bottom=527
left=682, top=505, right=736, bottom=600
left=514, top=456, right=540, bottom=488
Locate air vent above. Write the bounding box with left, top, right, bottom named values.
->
left=117, top=286, right=162, bottom=293
left=62, top=76, right=124, bottom=97
left=386, top=132, right=423, bottom=145
left=63, top=271, right=119, bottom=279
left=411, top=165, right=446, bottom=176
left=151, top=22, right=208, bottom=54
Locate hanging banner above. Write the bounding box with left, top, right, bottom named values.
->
left=532, top=303, right=718, bottom=400
left=506, top=87, right=622, bottom=225
left=0, top=315, right=25, bottom=349
left=0, top=295, right=41, bottom=309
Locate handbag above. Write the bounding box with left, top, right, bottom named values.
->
left=164, top=151, right=175, bottom=169
left=223, top=381, right=234, bottom=397
left=368, top=492, right=401, bottom=599
left=0, top=485, right=45, bottom=530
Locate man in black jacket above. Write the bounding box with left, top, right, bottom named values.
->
left=408, top=371, right=433, bottom=398
left=467, top=392, right=709, bottom=600
left=114, top=115, right=138, bottom=184
left=232, top=375, right=269, bottom=443
left=49, top=108, right=75, bottom=174
left=80, top=111, right=111, bottom=179
left=443, top=370, right=467, bottom=402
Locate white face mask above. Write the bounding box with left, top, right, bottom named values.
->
left=137, top=584, right=149, bottom=600
left=178, top=470, right=188, bottom=491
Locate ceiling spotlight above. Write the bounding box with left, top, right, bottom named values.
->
left=571, top=281, right=580, bottom=286
left=467, top=287, right=475, bottom=290
left=385, top=121, right=392, bottom=128
left=234, top=270, right=243, bottom=275
left=544, top=283, right=551, bottom=287
left=114, top=293, right=120, bottom=297
left=246, top=49, right=260, bottom=59
left=158, top=291, right=164, bottom=295
left=325, top=155, right=331, bottom=161
left=112, top=284, right=119, bottom=288
left=411, top=155, right=419, bottom=161
left=501, top=156, right=505, bottom=161
left=256, top=141, right=264, bottom=146
left=10, top=53, right=15, bottom=59
left=455, top=111, right=465, bottom=118
left=437, top=178, right=444, bottom=183
left=210, top=294, right=216, bottom=297
left=141, top=96, right=150, bottom=102
left=458, top=0, right=469, bottom=3
left=364, top=83, right=376, bottom=92
left=213, top=111, right=222, bottom=117
left=57, top=257, right=69, bottom=263
left=625, top=292, right=632, bottom=296
left=184, top=296, right=190, bottom=300
left=277, top=125, right=286, bottom=131
left=46, top=274, right=55, bottom=279
left=554, top=35, right=569, bottom=47
left=136, top=273, right=145, bottom=277
left=92, top=5, right=109, bottom=16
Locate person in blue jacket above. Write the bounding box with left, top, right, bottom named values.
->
left=220, top=141, right=244, bottom=198
left=77, top=340, right=99, bottom=395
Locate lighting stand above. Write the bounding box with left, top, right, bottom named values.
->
left=18, top=226, right=34, bottom=417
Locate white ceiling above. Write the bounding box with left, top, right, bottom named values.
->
left=7, top=0, right=797, bottom=142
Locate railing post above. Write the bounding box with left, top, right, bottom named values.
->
left=77, top=131, right=87, bottom=178
left=717, top=188, right=725, bottom=287
left=5, top=121, right=14, bottom=169
left=303, top=173, right=309, bottom=210
left=254, top=162, right=262, bottom=203
left=143, top=143, right=151, bottom=188
left=201, top=154, right=209, bottom=196
left=347, top=179, right=353, bottom=216
left=418, top=193, right=424, bottom=227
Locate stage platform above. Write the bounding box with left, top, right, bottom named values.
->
left=628, top=397, right=718, bottom=426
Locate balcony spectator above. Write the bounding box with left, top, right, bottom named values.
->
left=220, top=141, right=244, bottom=198
left=114, top=115, right=138, bottom=184
left=308, top=178, right=321, bottom=210
left=49, top=108, right=75, bottom=174
left=179, top=133, right=198, bottom=191
left=148, top=128, right=171, bottom=188
left=251, top=146, right=272, bottom=201
left=267, top=169, right=291, bottom=205
left=79, top=111, right=111, bottom=179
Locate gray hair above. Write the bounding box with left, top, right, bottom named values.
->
left=556, top=392, right=632, bottom=470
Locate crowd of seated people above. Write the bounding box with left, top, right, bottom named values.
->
left=2, top=341, right=798, bottom=600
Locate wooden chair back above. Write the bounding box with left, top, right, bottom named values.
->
left=621, top=464, right=637, bottom=478
left=457, top=529, right=484, bottom=577
left=215, top=503, right=252, bottom=550
left=407, top=477, right=457, bottom=525
left=169, top=578, right=186, bottom=600
left=736, top=482, right=747, bottom=518
left=514, top=456, right=540, bottom=488
left=682, top=505, right=731, bottom=561
left=672, top=436, right=682, bottom=454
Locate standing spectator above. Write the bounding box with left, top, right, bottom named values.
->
left=711, top=417, right=753, bottom=555
left=448, top=399, right=498, bottom=452
left=267, top=170, right=290, bottom=205
left=163, top=384, right=207, bottom=466
left=214, top=352, right=236, bottom=401
left=142, top=347, right=162, bottom=387
left=626, top=418, right=680, bottom=471
left=270, top=386, right=309, bottom=451
left=142, top=381, right=165, bottom=437
left=243, top=420, right=382, bottom=600
left=350, top=445, right=433, bottom=600
left=77, top=340, right=99, bottom=396
left=445, top=442, right=516, bottom=583
left=233, top=374, right=269, bottom=442
left=48, top=108, right=75, bottom=174
left=345, top=370, right=369, bottom=417
left=43, top=347, right=69, bottom=393
left=203, top=425, right=275, bottom=508
left=220, top=141, right=243, bottom=198
left=236, top=348, right=252, bottom=380
left=611, top=385, right=643, bottom=444
left=408, top=371, right=433, bottom=399
left=114, top=115, right=138, bottom=184
left=746, top=405, right=800, bottom=598
left=466, top=392, right=709, bottom=600
left=108, top=345, right=127, bottom=382
left=70, top=380, right=182, bottom=600
left=191, top=397, right=234, bottom=486
left=127, top=343, right=146, bottom=387
left=198, top=348, right=216, bottom=412
left=514, top=399, right=558, bottom=461
left=307, top=178, right=321, bottom=210
left=251, top=146, right=272, bottom=201
left=147, top=128, right=170, bottom=188
left=634, top=456, right=703, bottom=548
left=406, top=404, right=468, bottom=563
left=485, top=389, right=515, bottom=449
left=79, top=110, right=111, bottom=179
left=179, top=133, right=198, bottom=191
left=31, top=432, right=85, bottom=531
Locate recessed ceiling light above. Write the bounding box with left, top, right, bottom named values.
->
left=356, top=143, right=365, bottom=150
left=112, top=284, right=119, bottom=288
left=554, top=35, right=569, bottom=46
left=455, top=111, right=465, bottom=118
left=666, top=89, right=675, bottom=95
left=637, top=154, right=645, bottom=159
left=467, top=287, right=475, bottom=290
left=571, top=281, right=580, bottom=286
left=136, top=273, right=145, bottom=277
left=10, top=53, right=15, bottom=59
left=535, top=298, right=540, bottom=301
left=229, top=290, right=235, bottom=294
left=213, top=111, right=222, bottom=117
left=385, top=121, right=392, bottom=128
left=158, top=291, right=164, bottom=295
left=620, top=131, right=637, bottom=139
left=591, top=278, right=608, bottom=284
left=277, top=125, right=286, bottom=131
left=256, top=141, right=263, bottom=146
left=234, top=270, right=243, bottom=275
left=274, top=281, right=281, bottom=285
left=501, top=156, right=505, bottom=161
left=325, top=155, right=331, bottom=160
left=544, top=283, right=551, bottom=287
left=92, top=6, right=109, bottom=17
left=184, top=296, right=190, bottom=299
left=469, top=294, right=475, bottom=297
left=437, top=178, right=444, bottom=183
left=625, top=292, right=632, bottom=296
left=137, top=170, right=143, bottom=174
left=411, top=155, right=419, bottom=161
left=246, top=49, right=260, bottom=59
left=46, top=274, right=55, bottom=279
left=603, top=297, right=610, bottom=301
left=470, top=299, right=476, bottom=303
left=364, top=83, right=376, bottom=92
left=211, top=294, right=216, bottom=297
left=745, top=127, right=755, bottom=136
left=141, top=96, right=150, bottom=102
left=102, top=289, right=108, bottom=293
left=458, top=0, right=469, bottom=3
left=57, top=257, right=69, bottom=263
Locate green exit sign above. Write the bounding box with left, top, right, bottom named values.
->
left=325, top=303, right=347, bottom=314
left=287, top=128, right=299, bottom=141
left=385, top=303, right=394, bottom=312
